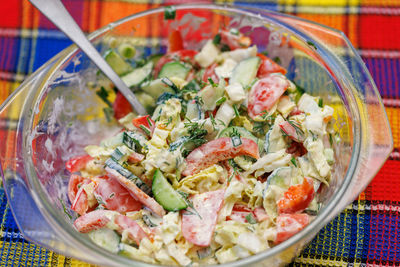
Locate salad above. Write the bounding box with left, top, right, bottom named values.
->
left=65, top=25, right=335, bottom=266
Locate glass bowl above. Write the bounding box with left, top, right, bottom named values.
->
left=0, top=4, right=392, bottom=267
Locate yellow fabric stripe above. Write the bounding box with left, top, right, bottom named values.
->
left=0, top=241, right=48, bottom=266
left=386, top=107, right=400, bottom=149
left=278, top=0, right=360, bottom=7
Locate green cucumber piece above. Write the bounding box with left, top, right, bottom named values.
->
left=218, top=126, right=264, bottom=152
left=121, top=61, right=153, bottom=88
left=135, top=91, right=155, bottom=113
left=152, top=169, right=188, bottom=211
left=198, top=84, right=225, bottom=111
left=118, top=43, right=136, bottom=59
left=158, top=61, right=190, bottom=79
left=266, top=167, right=292, bottom=189
left=88, top=228, right=120, bottom=253
left=100, top=132, right=124, bottom=148
left=104, top=49, right=133, bottom=75
left=229, top=57, right=261, bottom=87
left=141, top=78, right=175, bottom=99
left=118, top=243, right=138, bottom=258
left=148, top=54, right=163, bottom=65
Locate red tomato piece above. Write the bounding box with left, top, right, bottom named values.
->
left=257, top=53, right=286, bottom=77
left=73, top=210, right=114, bottom=233
left=232, top=204, right=252, bottom=212
left=227, top=205, right=269, bottom=223
left=127, top=152, right=145, bottom=164
left=132, top=115, right=155, bottom=134
left=114, top=214, right=148, bottom=246
left=68, top=174, right=89, bottom=203
left=94, top=177, right=142, bottom=213
left=277, top=177, right=315, bottom=214
left=182, top=137, right=259, bottom=176
left=227, top=211, right=249, bottom=223
left=65, top=155, right=93, bottom=173
left=253, top=207, right=269, bottom=222
left=181, top=189, right=225, bottom=247
left=275, top=213, right=310, bottom=244
left=286, top=141, right=307, bottom=157
left=154, top=50, right=198, bottom=77
left=113, top=91, right=133, bottom=120
left=279, top=121, right=303, bottom=143
left=106, top=167, right=166, bottom=217
left=289, top=107, right=304, bottom=116
left=168, top=30, right=184, bottom=52
left=71, top=185, right=89, bottom=216
left=220, top=30, right=251, bottom=50
left=202, top=62, right=219, bottom=83
left=247, top=75, right=289, bottom=119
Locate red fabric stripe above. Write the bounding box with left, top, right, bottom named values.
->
left=365, top=160, right=400, bottom=202
left=0, top=1, right=21, bottom=28
left=359, top=14, right=400, bottom=50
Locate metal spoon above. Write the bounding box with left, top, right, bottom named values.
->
left=29, top=0, right=147, bottom=115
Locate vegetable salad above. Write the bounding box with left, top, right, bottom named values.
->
left=66, top=25, right=336, bottom=266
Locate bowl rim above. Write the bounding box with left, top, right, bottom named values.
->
left=21, top=3, right=362, bottom=267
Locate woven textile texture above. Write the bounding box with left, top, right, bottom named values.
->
left=0, top=0, right=399, bottom=266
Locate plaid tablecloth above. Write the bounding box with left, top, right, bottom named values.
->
left=0, top=0, right=399, bottom=266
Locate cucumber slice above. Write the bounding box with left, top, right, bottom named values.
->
left=121, top=61, right=153, bottom=88
left=266, top=167, right=292, bottom=189
left=88, top=228, right=120, bottom=253
left=148, top=54, right=163, bottom=65
left=100, top=132, right=124, bottom=148
left=104, top=49, right=133, bottom=75
left=198, top=84, right=225, bottom=111
left=135, top=91, right=155, bottom=113
left=118, top=243, right=138, bottom=259
left=152, top=169, right=188, bottom=211
left=218, top=126, right=264, bottom=152
left=229, top=56, right=260, bottom=88
left=141, top=78, right=175, bottom=99
left=158, top=61, right=190, bottom=80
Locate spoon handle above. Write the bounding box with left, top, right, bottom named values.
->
left=29, top=0, right=147, bottom=115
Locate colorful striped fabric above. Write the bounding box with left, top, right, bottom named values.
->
left=0, top=0, right=399, bottom=266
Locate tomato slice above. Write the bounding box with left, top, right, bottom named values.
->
left=106, top=167, right=166, bottom=217
left=68, top=174, right=89, bottom=203
left=275, top=213, right=310, bottom=244
left=227, top=211, right=249, bottom=223
left=132, top=115, right=155, bottom=134
left=65, top=155, right=93, bottom=173
left=182, top=137, right=259, bottom=176
left=257, top=53, right=286, bottom=77
left=181, top=189, right=225, bottom=247
left=227, top=204, right=269, bottom=223
left=114, top=214, right=148, bottom=246
left=71, top=186, right=89, bottom=216
left=113, top=91, right=133, bottom=120
left=202, top=62, right=219, bottom=83
left=128, top=151, right=145, bottom=164
left=153, top=50, right=198, bottom=77
left=94, top=176, right=142, bottom=213
left=277, top=177, right=315, bottom=214
left=168, top=30, right=184, bottom=52
left=279, top=121, right=303, bottom=143
left=220, top=29, right=251, bottom=50
left=253, top=207, right=269, bottom=222
left=247, top=75, right=289, bottom=119
left=74, top=210, right=114, bottom=233
left=286, top=141, right=307, bottom=157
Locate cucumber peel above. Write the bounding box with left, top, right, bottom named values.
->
left=152, top=169, right=188, bottom=211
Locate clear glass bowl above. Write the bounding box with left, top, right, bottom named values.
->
left=0, top=4, right=392, bottom=267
